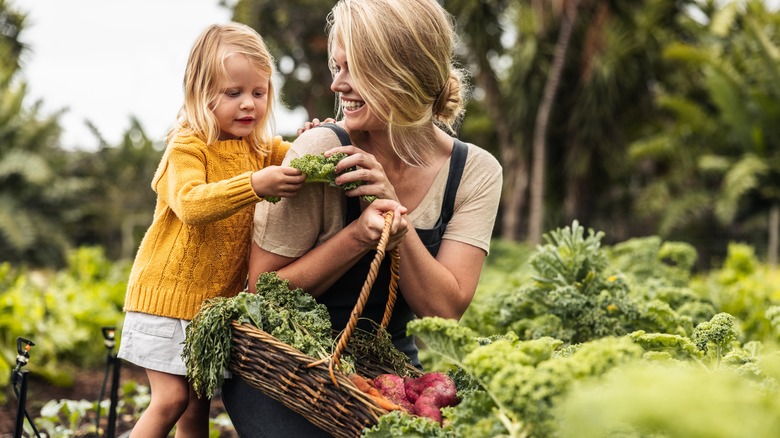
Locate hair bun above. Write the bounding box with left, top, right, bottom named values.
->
left=433, top=69, right=466, bottom=132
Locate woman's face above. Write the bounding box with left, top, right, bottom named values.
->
left=330, top=44, right=385, bottom=132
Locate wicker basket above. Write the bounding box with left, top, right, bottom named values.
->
left=228, top=212, right=416, bottom=438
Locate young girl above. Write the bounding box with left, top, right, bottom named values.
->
left=117, top=23, right=304, bottom=438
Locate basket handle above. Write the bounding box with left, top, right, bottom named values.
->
left=320, top=210, right=400, bottom=385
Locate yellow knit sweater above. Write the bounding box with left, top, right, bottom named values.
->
left=123, top=134, right=290, bottom=320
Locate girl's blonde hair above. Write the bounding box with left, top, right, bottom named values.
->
left=327, top=0, right=468, bottom=167
left=167, top=22, right=276, bottom=155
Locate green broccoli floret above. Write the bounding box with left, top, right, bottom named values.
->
left=265, top=153, right=377, bottom=204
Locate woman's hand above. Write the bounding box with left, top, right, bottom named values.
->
left=296, top=117, right=336, bottom=136
left=350, top=199, right=408, bottom=251
left=326, top=145, right=398, bottom=202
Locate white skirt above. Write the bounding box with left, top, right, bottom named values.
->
left=117, top=311, right=190, bottom=375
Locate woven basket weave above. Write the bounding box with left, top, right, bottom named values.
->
left=228, top=212, right=416, bottom=438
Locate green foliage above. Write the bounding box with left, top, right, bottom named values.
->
left=493, top=221, right=644, bottom=343
left=183, top=272, right=333, bottom=398
left=634, top=0, right=780, bottom=257
left=692, top=312, right=738, bottom=365
left=29, top=380, right=234, bottom=437
left=0, top=246, right=129, bottom=394
left=557, top=358, right=780, bottom=438
left=362, top=410, right=453, bottom=437
left=406, top=220, right=780, bottom=437
left=410, top=314, right=645, bottom=437
left=460, top=239, right=534, bottom=335
left=767, top=305, right=780, bottom=341
left=266, top=152, right=376, bottom=203
left=607, top=236, right=716, bottom=335
left=71, top=119, right=162, bottom=261
left=35, top=399, right=97, bottom=437
left=407, top=317, right=480, bottom=370
left=628, top=330, right=703, bottom=362
left=691, top=243, right=780, bottom=342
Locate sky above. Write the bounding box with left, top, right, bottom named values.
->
left=18, top=0, right=307, bottom=149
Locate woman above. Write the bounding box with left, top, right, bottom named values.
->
left=222, top=0, right=502, bottom=435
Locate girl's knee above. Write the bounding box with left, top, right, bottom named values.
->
left=150, top=390, right=190, bottom=417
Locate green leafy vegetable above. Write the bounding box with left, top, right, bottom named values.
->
left=266, top=152, right=377, bottom=203
left=183, top=272, right=333, bottom=398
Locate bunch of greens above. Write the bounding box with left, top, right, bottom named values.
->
left=183, top=272, right=332, bottom=398
left=266, top=152, right=377, bottom=203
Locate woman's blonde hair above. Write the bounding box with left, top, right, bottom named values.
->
left=167, top=22, right=276, bottom=155
left=327, top=0, right=468, bottom=166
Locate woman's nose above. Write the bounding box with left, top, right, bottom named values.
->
left=331, top=72, right=350, bottom=94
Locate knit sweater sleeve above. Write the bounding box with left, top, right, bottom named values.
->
left=154, top=135, right=261, bottom=225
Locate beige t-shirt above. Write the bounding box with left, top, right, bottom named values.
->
left=253, top=126, right=502, bottom=257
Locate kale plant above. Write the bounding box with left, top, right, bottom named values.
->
left=496, top=221, right=642, bottom=343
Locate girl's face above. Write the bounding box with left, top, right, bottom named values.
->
left=330, top=44, right=384, bottom=132
left=212, top=54, right=270, bottom=140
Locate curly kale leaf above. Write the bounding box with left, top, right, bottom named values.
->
left=362, top=411, right=453, bottom=437
left=290, top=152, right=377, bottom=202
left=253, top=272, right=333, bottom=358
left=407, top=317, right=481, bottom=367
left=692, top=312, right=738, bottom=365
left=628, top=330, right=703, bottom=362
left=451, top=336, right=643, bottom=437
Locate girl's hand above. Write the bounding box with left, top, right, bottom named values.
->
left=326, top=146, right=398, bottom=202
left=351, top=199, right=408, bottom=251
left=296, top=117, right=337, bottom=136
left=251, top=166, right=305, bottom=199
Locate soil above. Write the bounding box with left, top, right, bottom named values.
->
left=1, top=362, right=237, bottom=437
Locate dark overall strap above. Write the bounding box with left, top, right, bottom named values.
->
left=415, top=138, right=468, bottom=257
left=320, top=122, right=351, bottom=146
left=439, top=138, right=467, bottom=232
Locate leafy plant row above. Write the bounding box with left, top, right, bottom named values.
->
left=0, top=247, right=130, bottom=401
left=370, top=221, right=780, bottom=437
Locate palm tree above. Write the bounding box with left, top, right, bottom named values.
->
left=67, top=119, right=162, bottom=261
left=0, top=1, right=85, bottom=266
left=631, top=0, right=780, bottom=266
left=527, top=0, right=580, bottom=245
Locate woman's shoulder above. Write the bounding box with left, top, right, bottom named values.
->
left=293, top=124, right=348, bottom=154
left=460, top=140, right=502, bottom=173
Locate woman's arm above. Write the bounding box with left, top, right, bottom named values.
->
left=249, top=199, right=408, bottom=295
left=396, top=229, right=486, bottom=320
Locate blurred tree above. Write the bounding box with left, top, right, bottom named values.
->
left=65, top=119, right=162, bottom=261
left=449, top=0, right=695, bottom=242
left=528, top=0, right=580, bottom=245
left=446, top=0, right=535, bottom=241
left=229, top=0, right=336, bottom=120
left=0, top=1, right=86, bottom=267
left=632, top=0, right=780, bottom=266
left=555, top=0, right=697, bottom=240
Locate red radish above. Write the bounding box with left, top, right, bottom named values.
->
left=373, top=374, right=414, bottom=412
left=404, top=372, right=453, bottom=403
